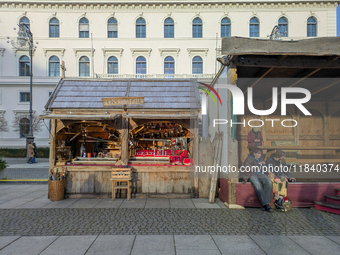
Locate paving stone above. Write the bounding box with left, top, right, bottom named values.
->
left=176, top=250, right=221, bottom=255
left=290, top=236, right=340, bottom=255
left=94, top=198, right=125, bottom=208
left=40, top=235, right=97, bottom=255
left=87, top=235, right=135, bottom=255
left=212, top=235, right=265, bottom=255
left=250, top=235, right=310, bottom=255
left=174, top=235, right=218, bottom=250
left=120, top=198, right=147, bottom=208
left=43, top=199, right=80, bottom=208
left=170, top=199, right=195, bottom=208
left=327, top=236, right=340, bottom=245
left=131, top=235, right=175, bottom=255
left=0, top=236, right=57, bottom=255
left=68, top=199, right=101, bottom=208
left=0, top=236, right=21, bottom=250
left=145, top=198, right=170, bottom=208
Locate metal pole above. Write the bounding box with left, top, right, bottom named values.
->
left=25, top=25, right=34, bottom=159
left=28, top=36, right=33, bottom=138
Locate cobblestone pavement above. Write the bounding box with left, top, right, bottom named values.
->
left=0, top=207, right=339, bottom=236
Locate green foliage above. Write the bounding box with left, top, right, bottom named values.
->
left=0, top=157, right=7, bottom=170
left=0, top=148, right=50, bottom=158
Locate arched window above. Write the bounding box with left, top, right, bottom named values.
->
left=192, top=56, right=203, bottom=74
left=108, top=56, right=118, bottom=74
left=164, top=17, right=174, bottom=38
left=192, top=17, right=202, bottom=38
left=108, top=17, right=118, bottom=38
left=249, top=17, right=259, bottom=37
left=278, top=17, right=288, bottom=37
left=79, top=56, right=90, bottom=77
left=19, top=55, right=30, bottom=76
left=79, top=17, right=89, bottom=38
left=49, top=56, right=60, bottom=77
left=136, top=56, right=146, bottom=74
left=221, top=17, right=231, bottom=37
left=49, top=17, right=59, bottom=38
left=136, top=18, right=146, bottom=38
left=307, top=16, right=317, bottom=37
left=19, top=117, right=29, bottom=138
left=19, top=16, right=30, bottom=29
left=164, top=56, right=174, bottom=75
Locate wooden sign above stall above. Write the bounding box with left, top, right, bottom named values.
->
left=102, top=97, right=145, bottom=106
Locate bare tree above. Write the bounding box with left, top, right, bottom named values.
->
left=0, top=118, right=9, bottom=132
left=12, top=114, right=43, bottom=135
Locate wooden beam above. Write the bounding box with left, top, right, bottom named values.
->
left=49, top=119, right=56, bottom=173
left=39, top=114, right=120, bottom=120
left=123, top=114, right=198, bottom=119
left=264, top=68, right=321, bottom=103
left=309, top=79, right=340, bottom=96
left=192, top=119, right=199, bottom=198
left=120, top=117, right=129, bottom=165
left=235, top=56, right=340, bottom=69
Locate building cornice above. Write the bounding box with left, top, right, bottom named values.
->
left=0, top=1, right=338, bottom=11
left=101, top=48, right=124, bottom=57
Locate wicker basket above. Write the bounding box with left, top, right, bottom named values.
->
left=49, top=180, right=65, bottom=201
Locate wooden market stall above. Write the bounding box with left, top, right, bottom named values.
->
left=41, top=79, right=200, bottom=198
left=210, top=37, right=340, bottom=207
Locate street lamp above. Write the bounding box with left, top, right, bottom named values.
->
left=8, top=24, right=37, bottom=159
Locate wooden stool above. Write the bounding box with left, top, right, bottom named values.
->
left=110, top=178, right=131, bottom=201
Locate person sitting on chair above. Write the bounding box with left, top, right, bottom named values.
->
left=242, top=147, right=273, bottom=213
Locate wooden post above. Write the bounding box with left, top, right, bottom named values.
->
left=49, top=119, right=56, bottom=173
left=121, top=117, right=129, bottom=165
left=324, top=101, right=330, bottom=158
left=192, top=118, right=199, bottom=198
left=209, top=132, right=223, bottom=203
left=227, top=63, right=238, bottom=205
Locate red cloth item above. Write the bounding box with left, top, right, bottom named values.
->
left=247, top=130, right=263, bottom=147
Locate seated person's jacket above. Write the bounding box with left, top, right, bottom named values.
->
left=242, top=155, right=269, bottom=183
left=265, top=153, right=292, bottom=180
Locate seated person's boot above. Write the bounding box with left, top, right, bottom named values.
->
left=274, top=196, right=287, bottom=212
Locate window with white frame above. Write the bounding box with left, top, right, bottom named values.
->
left=164, top=18, right=174, bottom=38
left=192, top=56, right=203, bottom=74
left=278, top=17, right=288, bottom=37
left=79, top=56, right=90, bottom=77
left=307, top=16, right=317, bottom=37
left=164, top=56, right=174, bottom=75
left=136, top=56, right=146, bottom=74
left=108, top=17, right=118, bottom=38
left=19, top=55, right=30, bottom=76
left=19, top=117, right=29, bottom=138
left=136, top=18, right=146, bottom=38
left=107, top=56, right=118, bottom=74
left=249, top=17, right=259, bottom=37
left=20, top=92, right=30, bottom=102
left=79, top=17, right=89, bottom=38
left=49, top=55, right=60, bottom=77
left=49, top=17, right=59, bottom=38
left=221, top=17, right=231, bottom=37
left=19, top=16, right=30, bottom=29
left=192, top=17, right=202, bottom=38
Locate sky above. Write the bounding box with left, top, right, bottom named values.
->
left=336, top=5, right=340, bottom=36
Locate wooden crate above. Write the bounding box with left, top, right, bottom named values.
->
left=111, top=168, right=132, bottom=179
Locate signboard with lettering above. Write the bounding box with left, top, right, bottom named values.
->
left=102, top=97, right=145, bottom=107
